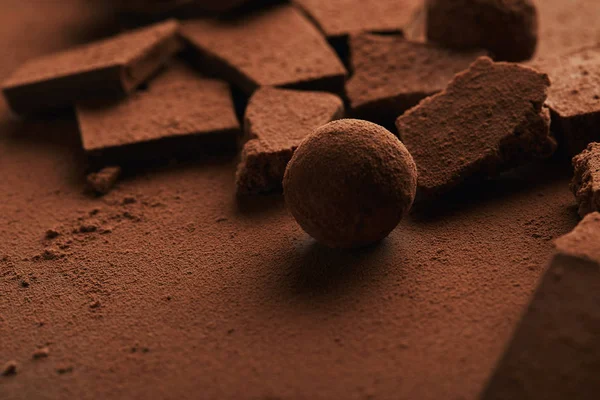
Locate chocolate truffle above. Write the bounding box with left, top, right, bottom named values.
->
left=396, top=57, right=556, bottom=197
left=536, top=47, right=600, bottom=155
left=283, top=119, right=417, bottom=249
left=571, top=142, right=600, bottom=217
left=291, top=0, right=421, bottom=39
left=2, top=20, right=181, bottom=115
left=425, top=0, right=538, bottom=62
left=76, top=63, right=240, bottom=165
left=236, top=88, right=344, bottom=195
left=346, top=33, right=486, bottom=126
left=180, top=5, right=347, bottom=94
left=481, top=212, right=600, bottom=400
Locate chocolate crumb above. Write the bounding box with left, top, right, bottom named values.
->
left=20, top=279, right=30, bottom=288
left=86, top=166, right=121, bottom=195
left=2, top=360, right=17, bottom=376
left=122, top=196, right=137, bottom=205
left=45, top=229, right=60, bottom=239
left=33, top=347, right=50, bottom=359
left=56, top=365, right=73, bottom=375
left=89, top=300, right=101, bottom=309
left=78, top=224, right=98, bottom=233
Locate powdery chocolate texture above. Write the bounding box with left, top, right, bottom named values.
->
left=180, top=5, right=347, bottom=94
left=283, top=119, right=417, bottom=249
left=538, top=47, right=600, bottom=155
left=426, top=0, right=538, bottom=62
left=396, top=57, right=556, bottom=197
left=291, top=0, right=421, bottom=39
left=481, top=212, right=600, bottom=400
left=571, top=143, right=600, bottom=217
left=346, top=33, right=486, bottom=126
left=2, top=20, right=181, bottom=115
left=76, top=64, right=240, bottom=164
left=236, top=87, right=344, bottom=195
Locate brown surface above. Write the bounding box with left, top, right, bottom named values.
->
left=481, top=213, right=600, bottom=400
left=236, top=87, right=344, bottom=195
left=396, top=57, right=556, bottom=197
left=535, top=46, right=600, bottom=155
left=180, top=4, right=347, bottom=94
left=76, top=63, right=240, bottom=164
left=346, top=33, right=485, bottom=127
left=292, top=0, right=421, bottom=39
left=284, top=119, right=417, bottom=249
left=2, top=20, right=181, bottom=115
left=0, top=1, right=589, bottom=399
left=571, top=143, right=600, bottom=217
left=426, top=0, right=538, bottom=62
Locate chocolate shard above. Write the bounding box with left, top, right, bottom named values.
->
left=481, top=212, right=600, bottom=400
left=425, top=0, right=538, bottom=62
left=180, top=5, right=347, bottom=95
left=346, top=33, right=486, bottom=127
left=291, top=0, right=421, bottom=39
left=2, top=20, right=181, bottom=115
left=571, top=143, right=600, bottom=217
left=536, top=47, right=600, bottom=155
left=236, top=87, right=344, bottom=195
left=76, top=63, right=240, bottom=165
left=395, top=57, right=556, bottom=197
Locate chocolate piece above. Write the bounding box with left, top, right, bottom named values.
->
left=346, top=34, right=486, bottom=126
left=236, top=88, right=344, bottom=195
left=87, top=166, right=122, bottom=195
left=481, top=212, right=600, bottom=400
left=291, top=0, right=421, bottom=39
left=180, top=5, right=347, bottom=94
left=76, top=64, right=240, bottom=165
left=426, top=0, right=538, bottom=62
left=572, top=143, right=600, bottom=217
left=283, top=119, right=417, bottom=249
left=2, top=20, right=181, bottom=115
left=1, top=361, right=17, bottom=376
left=537, top=47, right=600, bottom=155
left=396, top=57, right=555, bottom=197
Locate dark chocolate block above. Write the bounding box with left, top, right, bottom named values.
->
left=291, top=0, right=421, bottom=39
left=571, top=142, right=600, bottom=217
left=180, top=5, right=347, bottom=94
left=395, top=57, right=556, bottom=197
left=2, top=20, right=181, bottom=115
left=537, top=47, right=600, bottom=155
left=236, top=87, right=344, bottom=195
left=346, top=33, right=485, bottom=127
left=426, top=0, right=538, bottom=62
left=481, top=212, right=600, bottom=400
left=76, top=63, right=240, bottom=165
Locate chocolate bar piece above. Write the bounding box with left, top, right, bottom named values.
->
left=481, top=212, right=600, bottom=400
left=2, top=20, right=181, bottom=115
left=395, top=57, right=556, bottom=197
left=291, top=0, right=421, bottom=39
left=236, top=87, right=344, bottom=195
left=76, top=63, right=240, bottom=165
left=537, top=47, right=600, bottom=155
left=346, top=33, right=485, bottom=127
left=571, top=142, right=600, bottom=217
left=180, top=5, right=347, bottom=94
left=426, top=0, right=538, bottom=62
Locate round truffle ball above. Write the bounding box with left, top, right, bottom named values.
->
left=283, top=119, right=418, bottom=249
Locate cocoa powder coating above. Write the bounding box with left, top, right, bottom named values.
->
left=283, top=119, right=417, bottom=249
left=571, top=143, right=600, bottom=217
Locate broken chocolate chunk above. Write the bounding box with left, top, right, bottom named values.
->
left=481, top=212, right=600, bottom=400
left=87, top=166, right=122, bottom=195
left=2, top=20, right=181, bottom=115
left=571, top=143, right=600, bottom=217
left=180, top=5, right=347, bottom=94
left=76, top=63, right=240, bottom=165
left=236, top=87, right=344, bottom=195
left=395, top=57, right=556, bottom=197
left=426, top=0, right=538, bottom=62
left=346, top=33, right=485, bottom=127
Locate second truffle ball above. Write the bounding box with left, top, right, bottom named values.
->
left=283, top=119, right=417, bottom=249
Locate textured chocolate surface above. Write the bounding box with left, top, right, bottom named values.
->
left=236, top=87, right=344, bottom=195
left=346, top=33, right=485, bottom=126
left=2, top=20, right=181, bottom=114
left=396, top=57, right=556, bottom=197
left=180, top=5, right=347, bottom=94
left=571, top=143, right=600, bottom=217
